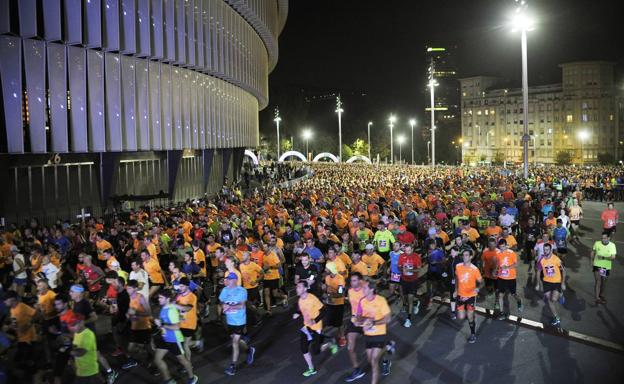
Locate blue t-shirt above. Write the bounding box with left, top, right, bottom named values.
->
left=506, top=206, right=518, bottom=218
left=542, top=204, right=554, bottom=216
left=428, top=249, right=446, bottom=273
left=553, top=227, right=568, bottom=249
left=305, top=246, right=323, bottom=262
left=159, top=305, right=184, bottom=343
left=219, top=286, right=248, bottom=326
left=389, top=251, right=401, bottom=274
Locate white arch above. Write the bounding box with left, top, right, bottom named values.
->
left=312, top=152, right=339, bottom=163
left=244, top=150, right=259, bottom=165
left=279, top=150, right=307, bottom=162
left=346, top=155, right=372, bottom=164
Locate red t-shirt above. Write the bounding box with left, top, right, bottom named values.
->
left=601, top=209, right=618, bottom=229
left=398, top=253, right=421, bottom=282
left=397, top=231, right=415, bottom=245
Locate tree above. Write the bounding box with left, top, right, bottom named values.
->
left=280, top=138, right=292, bottom=152
left=555, top=151, right=573, bottom=165
left=341, top=144, right=353, bottom=161
left=351, top=138, right=370, bottom=157
left=597, top=152, right=615, bottom=165
left=493, top=151, right=506, bottom=165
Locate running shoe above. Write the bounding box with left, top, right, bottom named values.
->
left=385, top=340, right=397, bottom=355
left=413, top=301, right=420, bottom=315
left=246, top=346, right=256, bottom=365
left=381, top=360, right=392, bottom=376
left=497, top=312, right=507, bottom=321
left=403, top=318, right=412, bottom=328
left=344, top=368, right=366, bottom=382
left=517, top=302, right=524, bottom=315
left=192, top=338, right=204, bottom=353
left=106, top=370, right=119, bottom=384
left=550, top=317, right=561, bottom=326
left=302, top=368, right=318, bottom=377
left=187, top=375, right=199, bottom=384
left=330, top=342, right=339, bottom=355
left=450, top=312, right=457, bottom=320
left=121, top=360, right=138, bottom=370
left=468, top=334, right=477, bottom=344
left=225, top=364, right=237, bottom=376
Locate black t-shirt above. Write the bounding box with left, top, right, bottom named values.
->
left=294, top=263, right=320, bottom=292
left=114, top=290, right=130, bottom=324
left=73, top=298, right=96, bottom=332
left=524, top=225, right=541, bottom=244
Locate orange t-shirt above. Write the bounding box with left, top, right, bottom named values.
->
left=11, top=302, right=38, bottom=342
left=481, top=248, right=499, bottom=279
left=143, top=258, right=164, bottom=284
left=357, top=295, right=391, bottom=336
left=455, top=263, right=482, bottom=298
left=495, top=249, right=518, bottom=280
left=540, top=255, right=563, bottom=283
left=298, top=293, right=323, bottom=331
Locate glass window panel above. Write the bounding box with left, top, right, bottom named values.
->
left=172, top=68, right=182, bottom=149
left=67, top=46, right=88, bottom=152
left=105, top=52, right=122, bottom=151
left=18, top=0, right=38, bottom=38
left=120, top=55, right=137, bottom=151
left=43, top=0, right=62, bottom=41
left=196, top=0, right=204, bottom=69
left=149, top=61, right=162, bottom=150
left=182, top=69, right=191, bottom=148
left=47, top=43, right=69, bottom=152
left=120, top=0, right=136, bottom=54
left=160, top=64, right=172, bottom=149
left=186, top=0, right=195, bottom=67
left=136, top=59, right=150, bottom=150
left=64, top=0, right=82, bottom=45
left=84, top=0, right=102, bottom=48
left=0, top=36, right=24, bottom=153
left=87, top=50, right=106, bottom=151
left=23, top=39, right=47, bottom=153
left=163, top=0, right=175, bottom=62
left=151, top=0, right=164, bottom=59
left=175, top=0, right=186, bottom=64
left=137, top=0, right=151, bottom=56
left=102, top=0, right=120, bottom=51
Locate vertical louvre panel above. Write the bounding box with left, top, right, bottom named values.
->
left=47, top=43, right=69, bottom=152
left=0, top=0, right=10, bottom=34
left=84, top=0, right=102, bottom=48
left=198, top=75, right=205, bottom=148
left=102, top=0, right=120, bottom=51
left=203, top=0, right=211, bottom=70
left=150, top=0, right=164, bottom=59
left=67, top=46, right=88, bottom=152
left=195, top=0, right=204, bottom=69
left=0, top=36, right=23, bottom=153
left=160, top=64, right=173, bottom=149
left=175, top=0, right=186, bottom=64
left=18, top=0, right=38, bottom=38
left=191, top=72, right=198, bottom=148
left=149, top=61, right=162, bottom=149
left=185, top=0, right=195, bottom=67
left=23, top=39, right=47, bottom=153
left=120, top=0, right=136, bottom=54
left=172, top=68, right=182, bottom=149
left=64, top=0, right=83, bottom=45
left=105, top=53, right=122, bottom=150
left=163, top=0, right=175, bottom=61
left=120, top=55, right=137, bottom=150
left=137, top=0, right=151, bottom=57
left=87, top=50, right=106, bottom=151
left=136, top=59, right=150, bottom=150
left=182, top=70, right=191, bottom=147
left=43, top=0, right=62, bottom=41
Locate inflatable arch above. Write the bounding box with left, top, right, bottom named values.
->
left=278, top=150, right=307, bottom=162
left=346, top=155, right=372, bottom=164
left=244, top=150, right=259, bottom=165
left=312, top=152, right=339, bottom=163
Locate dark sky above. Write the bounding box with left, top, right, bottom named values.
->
left=259, top=0, right=623, bottom=157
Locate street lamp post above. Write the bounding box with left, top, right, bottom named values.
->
left=397, top=135, right=406, bottom=164
left=409, top=119, right=416, bottom=164
left=427, top=141, right=431, bottom=164
left=336, top=96, right=344, bottom=162
left=428, top=79, right=439, bottom=167
left=511, top=4, right=535, bottom=179
left=273, top=108, right=281, bottom=159
left=458, top=137, right=464, bottom=164
left=389, top=115, right=397, bottom=164
left=302, top=129, right=313, bottom=160
left=367, top=121, right=373, bottom=160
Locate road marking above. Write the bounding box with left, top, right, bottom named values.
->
left=431, top=296, right=624, bottom=354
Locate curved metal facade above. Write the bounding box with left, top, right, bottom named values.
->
left=0, top=0, right=286, bottom=155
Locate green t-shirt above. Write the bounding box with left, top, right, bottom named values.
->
left=452, top=215, right=469, bottom=229
left=593, top=241, right=616, bottom=270
left=73, top=328, right=99, bottom=377
left=373, top=230, right=395, bottom=252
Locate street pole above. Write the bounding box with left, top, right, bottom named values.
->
left=409, top=119, right=416, bottom=164
left=427, top=141, right=431, bottom=164
left=306, top=137, right=309, bottom=157
left=521, top=28, right=530, bottom=179
left=399, top=141, right=402, bottom=164
left=389, top=121, right=394, bottom=164
left=533, top=135, right=537, bottom=166
left=367, top=122, right=372, bottom=160
left=274, top=108, right=281, bottom=160
left=336, top=96, right=343, bottom=162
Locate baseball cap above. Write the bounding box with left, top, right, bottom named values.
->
left=325, top=262, right=338, bottom=275
left=225, top=272, right=238, bottom=280
left=9, top=245, right=19, bottom=252
left=70, top=284, right=85, bottom=293
left=365, top=244, right=375, bottom=250
left=178, top=277, right=191, bottom=286
left=399, top=225, right=406, bottom=231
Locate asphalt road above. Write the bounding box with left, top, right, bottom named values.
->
left=108, top=200, right=624, bottom=384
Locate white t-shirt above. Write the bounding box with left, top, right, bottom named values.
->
left=129, top=269, right=150, bottom=299
left=12, top=253, right=27, bottom=279
left=42, top=263, right=60, bottom=289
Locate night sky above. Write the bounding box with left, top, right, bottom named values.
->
left=259, top=0, right=623, bottom=159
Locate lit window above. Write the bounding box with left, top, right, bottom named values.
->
left=566, top=115, right=573, bottom=123
left=485, top=110, right=489, bottom=115
left=462, top=92, right=467, bottom=97
left=491, top=110, right=495, bottom=115
left=582, top=114, right=588, bottom=122
left=477, top=110, right=482, bottom=115
left=610, top=114, right=614, bottom=121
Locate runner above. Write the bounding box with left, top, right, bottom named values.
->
left=494, top=239, right=523, bottom=320
left=387, top=242, right=402, bottom=300
left=425, top=241, right=446, bottom=309
left=591, top=232, right=617, bottom=304
left=153, top=289, right=198, bottom=384
left=454, top=249, right=483, bottom=343
left=344, top=272, right=366, bottom=382
left=373, top=222, right=395, bottom=261
left=480, top=238, right=500, bottom=306
left=568, top=199, right=583, bottom=243
left=323, top=261, right=347, bottom=347
left=354, top=279, right=392, bottom=383
left=293, top=280, right=338, bottom=377
left=220, top=272, right=255, bottom=376
left=398, top=244, right=422, bottom=327
left=67, top=314, right=101, bottom=384
left=122, top=279, right=153, bottom=370
left=535, top=243, right=566, bottom=326
left=600, top=202, right=618, bottom=236
left=175, top=277, right=201, bottom=362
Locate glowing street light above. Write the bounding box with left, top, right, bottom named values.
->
left=367, top=121, right=373, bottom=160
left=389, top=115, right=397, bottom=164
left=397, top=134, right=406, bottom=164
left=428, top=78, right=439, bottom=167
left=302, top=128, right=313, bottom=159
left=409, top=119, right=416, bottom=164
left=578, top=129, right=590, bottom=165
left=336, top=96, right=344, bottom=161
left=273, top=108, right=281, bottom=159
left=510, top=1, right=536, bottom=178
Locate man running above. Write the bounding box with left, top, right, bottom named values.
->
left=535, top=243, right=566, bottom=326
left=398, top=244, right=422, bottom=327
left=591, top=232, right=617, bottom=304
left=494, top=239, right=523, bottom=320
left=344, top=272, right=366, bottom=382
left=600, top=202, right=618, bottom=236
left=454, top=250, right=483, bottom=343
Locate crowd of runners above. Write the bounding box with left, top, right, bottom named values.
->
left=0, top=163, right=620, bottom=384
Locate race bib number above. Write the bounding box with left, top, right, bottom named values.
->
left=556, top=239, right=565, bottom=247
left=599, top=267, right=608, bottom=277
left=379, top=240, right=387, bottom=248
left=390, top=272, right=401, bottom=282
left=608, top=219, right=615, bottom=227
left=404, top=264, right=414, bottom=276
left=500, top=268, right=509, bottom=278
left=545, top=265, right=556, bottom=278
